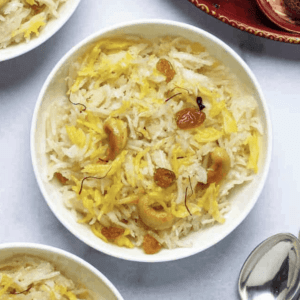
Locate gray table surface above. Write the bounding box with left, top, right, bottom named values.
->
left=1, top=0, right=300, bottom=299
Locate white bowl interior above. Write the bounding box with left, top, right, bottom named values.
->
left=0, top=243, right=123, bottom=300
left=0, top=0, right=81, bottom=62
left=31, top=20, right=272, bottom=262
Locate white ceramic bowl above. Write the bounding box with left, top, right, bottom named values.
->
left=31, top=19, right=272, bottom=263
left=0, top=0, right=81, bottom=62
left=0, top=243, right=124, bottom=300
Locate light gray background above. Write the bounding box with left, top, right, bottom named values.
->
left=1, top=0, right=299, bottom=299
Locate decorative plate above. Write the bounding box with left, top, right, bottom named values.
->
left=256, top=0, right=300, bottom=33
left=188, top=0, right=300, bottom=43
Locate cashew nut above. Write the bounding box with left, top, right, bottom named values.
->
left=137, top=195, right=175, bottom=230
left=207, top=147, right=230, bottom=184
left=103, top=118, right=128, bottom=160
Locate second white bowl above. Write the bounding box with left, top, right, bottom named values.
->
left=0, top=0, right=81, bottom=62
left=0, top=243, right=123, bottom=300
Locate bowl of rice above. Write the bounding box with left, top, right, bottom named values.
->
left=0, top=243, right=124, bottom=299
left=0, top=0, right=81, bottom=61
left=31, top=19, right=272, bottom=262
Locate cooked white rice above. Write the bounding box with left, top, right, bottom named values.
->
left=44, top=36, right=263, bottom=253
left=0, top=255, right=93, bottom=299
left=0, top=0, right=67, bottom=49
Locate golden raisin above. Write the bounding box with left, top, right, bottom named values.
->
left=154, top=168, right=176, bottom=188
left=55, top=172, right=68, bottom=184
left=101, top=227, right=125, bottom=239
left=196, top=182, right=210, bottom=190
left=175, top=107, right=206, bottom=130
left=31, top=4, right=45, bottom=14
left=156, top=59, right=176, bottom=83
left=143, top=234, right=161, bottom=254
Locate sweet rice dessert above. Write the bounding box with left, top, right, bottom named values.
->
left=0, top=255, right=94, bottom=299
left=0, top=0, right=68, bottom=49
left=44, top=36, right=262, bottom=254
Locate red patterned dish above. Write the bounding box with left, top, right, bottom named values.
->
left=188, top=0, right=300, bottom=43
left=256, top=0, right=300, bottom=33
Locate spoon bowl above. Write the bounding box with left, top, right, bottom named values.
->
left=239, top=233, right=300, bottom=300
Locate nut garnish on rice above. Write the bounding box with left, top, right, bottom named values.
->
left=45, top=36, right=263, bottom=254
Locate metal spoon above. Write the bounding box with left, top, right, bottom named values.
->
left=238, top=233, right=300, bottom=300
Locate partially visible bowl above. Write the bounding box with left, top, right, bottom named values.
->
left=0, top=243, right=124, bottom=300
left=0, top=0, right=81, bottom=62
left=31, top=19, right=272, bottom=262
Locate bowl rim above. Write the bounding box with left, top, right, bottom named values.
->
left=0, top=0, right=81, bottom=62
left=0, top=242, right=124, bottom=300
left=30, top=19, right=272, bottom=263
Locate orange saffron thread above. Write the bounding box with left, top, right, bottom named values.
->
left=185, top=187, right=192, bottom=216
left=68, top=98, right=87, bottom=113
left=165, top=92, right=182, bottom=102
left=79, top=167, right=111, bottom=194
